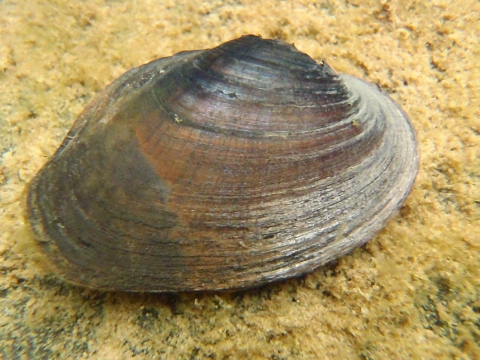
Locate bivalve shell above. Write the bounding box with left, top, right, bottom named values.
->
left=26, top=35, right=419, bottom=292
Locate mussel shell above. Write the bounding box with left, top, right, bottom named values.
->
left=26, top=35, right=418, bottom=292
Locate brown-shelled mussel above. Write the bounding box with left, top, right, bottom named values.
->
left=26, top=35, right=419, bottom=292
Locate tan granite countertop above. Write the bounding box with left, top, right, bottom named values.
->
left=1, top=0, right=479, bottom=358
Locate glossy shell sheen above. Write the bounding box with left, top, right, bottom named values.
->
left=26, top=35, right=419, bottom=292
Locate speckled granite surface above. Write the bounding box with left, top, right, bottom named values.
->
left=1, top=0, right=479, bottom=359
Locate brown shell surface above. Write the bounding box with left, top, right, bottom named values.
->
left=26, top=35, right=419, bottom=292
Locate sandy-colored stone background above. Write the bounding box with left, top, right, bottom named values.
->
left=1, top=0, right=479, bottom=358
